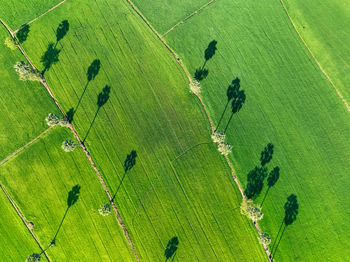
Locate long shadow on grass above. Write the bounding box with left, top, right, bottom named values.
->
left=164, top=236, right=179, bottom=261
left=261, top=166, right=280, bottom=207
left=16, top=24, right=30, bottom=43
left=111, top=150, right=137, bottom=202
left=55, top=20, right=69, bottom=47
left=82, top=85, right=111, bottom=143
left=270, top=194, right=299, bottom=259
left=193, top=40, right=218, bottom=81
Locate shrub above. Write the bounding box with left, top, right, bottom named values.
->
left=189, top=79, right=201, bottom=94
left=98, top=204, right=111, bottom=216
left=61, top=140, right=76, bottom=152
left=14, top=61, right=41, bottom=82
left=240, top=199, right=264, bottom=222
left=26, top=253, right=40, bottom=262
left=4, top=37, right=16, bottom=50
left=217, top=142, right=232, bottom=156
left=258, top=232, right=271, bottom=246
left=211, top=130, right=225, bottom=143
left=45, top=113, right=60, bottom=126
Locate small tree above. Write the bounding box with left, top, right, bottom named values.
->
left=98, top=204, right=111, bottom=216
left=4, top=37, right=16, bottom=50
left=218, top=142, right=232, bottom=156
left=189, top=79, right=201, bottom=95
left=45, top=113, right=60, bottom=126
left=14, top=61, right=41, bottom=81
left=258, top=232, right=271, bottom=246
left=26, top=253, right=41, bottom=262
left=240, top=199, right=264, bottom=222
left=61, top=140, right=76, bottom=152
left=211, top=130, right=225, bottom=144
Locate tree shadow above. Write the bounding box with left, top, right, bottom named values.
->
left=49, top=185, right=81, bottom=248
left=216, top=77, right=240, bottom=131
left=66, top=108, right=74, bottom=123
left=111, top=150, right=137, bottom=202
left=244, top=166, right=267, bottom=199
left=82, top=85, right=111, bottom=143
left=16, top=24, right=30, bottom=43
left=41, top=43, right=60, bottom=75
left=194, top=40, right=217, bottom=81
left=75, top=59, right=101, bottom=114
left=271, top=194, right=299, bottom=259
left=56, top=20, right=70, bottom=46
left=223, top=89, right=246, bottom=132
left=261, top=166, right=280, bottom=207
left=260, top=143, right=274, bottom=166
left=164, top=236, right=179, bottom=261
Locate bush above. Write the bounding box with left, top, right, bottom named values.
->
left=98, top=204, right=111, bottom=216
left=61, top=140, right=76, bottom=152
left=45, top=113, right=60, bottom=126
left=217, top=142, right=232, bottom=156
left=258, top=232, right=271, bottom=246
left=189, top=79, right=201, bottom=94
left=4, top=37, right=16, bottom=50
left=14, top=61, right=41, bottom=82
left=211, top=130, right=225, bottom=143
left=26, top=253, right=40, bottom=262
left=240, top=199, right=264, bottom=222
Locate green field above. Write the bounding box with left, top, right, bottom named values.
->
left=0, top=127, right=135, bottom=261
left=284, top=0, right=350, bottom=103
left=0, top=26, right=60, bottom=160
left=132, top=0, right=350, bottom=260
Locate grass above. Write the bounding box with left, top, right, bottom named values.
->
left=284, top=0, right=350, bottom=104
left=0, top=25, right=60, bottom=160
left=0, top=0, right=62, bottom=30
left=0, top=190, right=45, bottom=261
left=149, top=0, right=350, bottom=260
left=16, top=0, right=267, bottom=260
left=0, top=127, right=135, bottom=261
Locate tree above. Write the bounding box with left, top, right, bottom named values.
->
left=258, top=232, right=271, bottom=246
left=189, top=79, right=201, bottom=94
left=14, top=61, right=41, bottom=81
left=211, top=130, right=225, bottom=143
left=61, top=140, right=76, bottom=152
left=4, top=37, right=16, bottom=50
left=98, top=204, right=111, bottom=216
left=217, top=142, right=232, bottom=156
left=45, top=113, right=60, bottom=126
left=240, top=199, right=264, bottom=222
left=26, top=253, right=40, bottom=262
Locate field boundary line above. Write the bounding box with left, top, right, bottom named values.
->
left=0, top=126, right=54, bottom=166
left=124, top=1, right=272, bottom=260
left=13, top=0, right=68, bottom=34
left=1, top=19, right=140, bottom=262
left=279, top=0, right=350, bottom=113
left=0, top=184, right=52, bottom=261
left=162, top=0, right=217, bottom=37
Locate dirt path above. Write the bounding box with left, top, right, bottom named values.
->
left=1, top=19, right=140, bottom=262
left=124, top=0, right=272, bottom=261
left=0, top=126, right=53, bottom=166
left=0, top=184, right=52, bottom=261
left=162, top=0, right=216, bottom=37
left=13, top=0, right=67, bottom=34
left=279, top=0, right=350, bottom=113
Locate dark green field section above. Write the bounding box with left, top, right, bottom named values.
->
left=131, top=0, right=210, bottom=34
left=0, top=127, right=135, bottom=261
left=0, top=26, right=60, bottom=160
left=145, top=0, right=350, bottom=260
left=284, top=0, right=350, bottom=103
left=17, top=0, right=266, bottom=260
left=0, top=191, right=44, bottom=262
left=0, top=0, right=61, bottom=29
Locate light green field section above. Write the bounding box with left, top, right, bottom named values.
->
left=18, top=0, right=266, bottom=260
left=0, top=127, right=135, bottom=261
left=284, top=0, right=350, bottom=103
left=0, top=190, right=45, bottom=262
left=131, top=0, right=209, bottom=34
left=158, top=0, right=350, bottom=260
left=0, top=26, right=60, bottom=160
left=0, top=0, right=61, bottom=29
